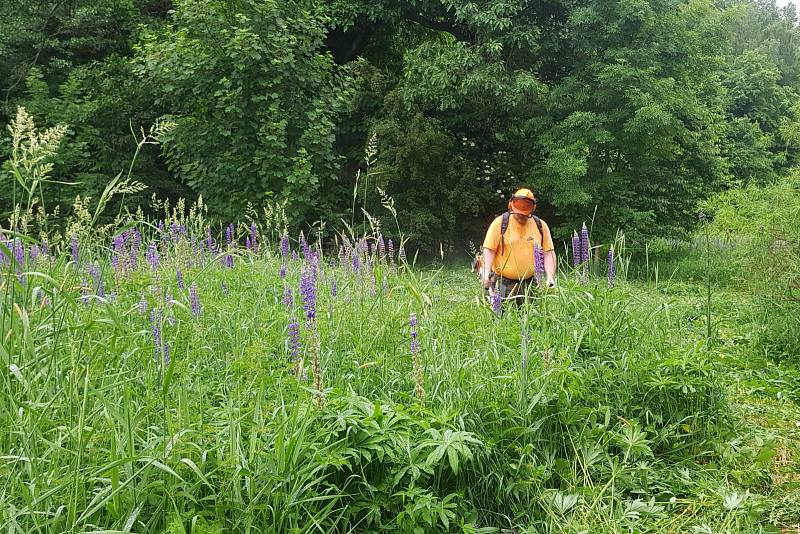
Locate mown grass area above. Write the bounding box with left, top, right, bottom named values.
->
left=1, top=223, right=798, bottom=533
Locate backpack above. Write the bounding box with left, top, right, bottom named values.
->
left=499, top=211, right=544, bottom=256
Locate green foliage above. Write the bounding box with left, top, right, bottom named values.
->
left=133, top=0, right=354, bottom=222
left=703, top=169, right=800, bottom=361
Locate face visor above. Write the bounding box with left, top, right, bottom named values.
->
left=509, top=196, right=536, bottom=216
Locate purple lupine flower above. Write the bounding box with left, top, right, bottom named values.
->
left=80, top=278, right=90, bottom=304
left=351, top=251, right=361, bottom=273
left=331, top=276, right=338, bottom=297
left=163, top=342, right=170, bottom=367
left=88, top=263, right=104, bottom=298
left=370, top=242, right=377, bottom=258
left=30, top=244, right=39, bottom=261
left=41, top=238, right=49, bottom=259
left=572, top=231, right=580, bottom=268
left=226, top=223, right=234, bottom=247
left=138, top=293, right=148, bottom=314
left=388, top=239, right=395, bottom=264
left=0, top=236, right=9, bottom=268
left=337, top=245, right=345, bottom=266
left=378, top=235, right=386, bottom=259
left=280, top=233, right=290, bottom=259
left=157, top=220, right=165, bottom=234
left=287, top=318, right=301, bottom=363
left=410, top=314, right=420, bottom=355
left=300, top=266, right=317, bottom=325
left=70, top=234, right=79, bottom=264
left=607, top=248, right=617, bottom=288
left=249, top=222, right=258, bottom=252
left=222, top=254, right=234, bottom=269
left=206, top=228, right=216, bottom=255
left=189, top=282, right=201, bottom=317
left=13, top=238, right=24, bottom=269
left=491, top=288, right=502, bottom=315
left=245, top=236, right=252, bottom=251
left=300, top=233, right=311, bottom=260
left=146, top=242, right=160, bottom=270
left=291, top=250, right=299, bottom=262
left=151, top=310, right=162, bottom=360
left=176, top=268, right=184, bottom=290
left=579, top=223, right=590, bottom=264
left=283, top=285, right=294, bottom=308
left=534, top=244, right=545, bottom=284
left=280, top=264, right=287, bottom=279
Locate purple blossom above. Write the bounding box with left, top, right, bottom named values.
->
left=283, top=285, right=294, bottom=308
left=287, top=318, right=301, bottom=363
left=491, top=288, right=502, bottom=315
left=13, top=238, right=24, bottom=269
left=206, top=228, right=216, bottom=255
left=226, top=224, right=234, bottom=247
left=280, top=233, right=290, bottom=259
left=410, top=314, right=419, bottom=355
left=245, top=236, right=252, bottom=251
left=579, top=223, right=590, bottom=264
left=280, top=264, right=287, bottom=279
left=146, top=242, right=160, bottom=270
left=572, top=231, right=580, bottom=268
left=30, top=244, right=39, bottom=261
left=249, top=222, right=258, bottom=252
left=300, top=233, right=311, bottom=260
left=0, top=236, right=9, bottom=269
left=534, top=244, right=545, bottom=284
left=88, top=263, right=104, bottom=298
left=351, top=251, right=361, bottom=273
left=41, top=238, right=49, bottom=258
left=222, top=254, right=234, bottom=269
left=291, top=250, right=299, bottom=262
left=378, top=235, right=386, bottom=258
left=138, top=293, right=148, bottom=315
left=163, top=342, right=170, bottom=368
left=176, top=268, right=184, bottom=290
left=607, top=248, right=617, bottom=288
left=388, top=239, right=395, bottom=265
left=80, top=278, right=90, bottom=304
left=70, top=234, right=79, bottom=265
left=331, top=276, right=338, bottom=297
left=300, top=266, right=317, bottom=325
left=189, top=282, right=201, bottom=317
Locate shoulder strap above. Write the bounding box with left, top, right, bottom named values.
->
left=532, top=215, right=543, bottom=242
left=500, top=211, right=510, bottom=256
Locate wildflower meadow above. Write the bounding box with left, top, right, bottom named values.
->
left=1, top=188, right=798, bottom=533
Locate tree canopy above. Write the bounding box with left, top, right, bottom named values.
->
left=2, top=0, right=799, bottom=248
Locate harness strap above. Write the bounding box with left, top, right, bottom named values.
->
left=499, top=211, right=544, bottom=257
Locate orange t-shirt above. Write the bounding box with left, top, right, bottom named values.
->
left=482, top=214, right=555, bottom=280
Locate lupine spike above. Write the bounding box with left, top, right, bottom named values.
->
left=580, top=223, right=590, bottom=264
left=534, top=244, right=545, bottom=284
left=70, top=234, right=79, bottom=265
left=572, top=231, right=580, bottom=268
left=190, top=282, right=201, bottom=316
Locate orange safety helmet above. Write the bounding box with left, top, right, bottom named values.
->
left=508, top=188, right=537, bottom=217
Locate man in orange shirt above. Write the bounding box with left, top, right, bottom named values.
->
left=481, top=188, right=557, bottom=303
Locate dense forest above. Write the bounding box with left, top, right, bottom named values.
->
left=1, top=0, right=799, bottom=248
